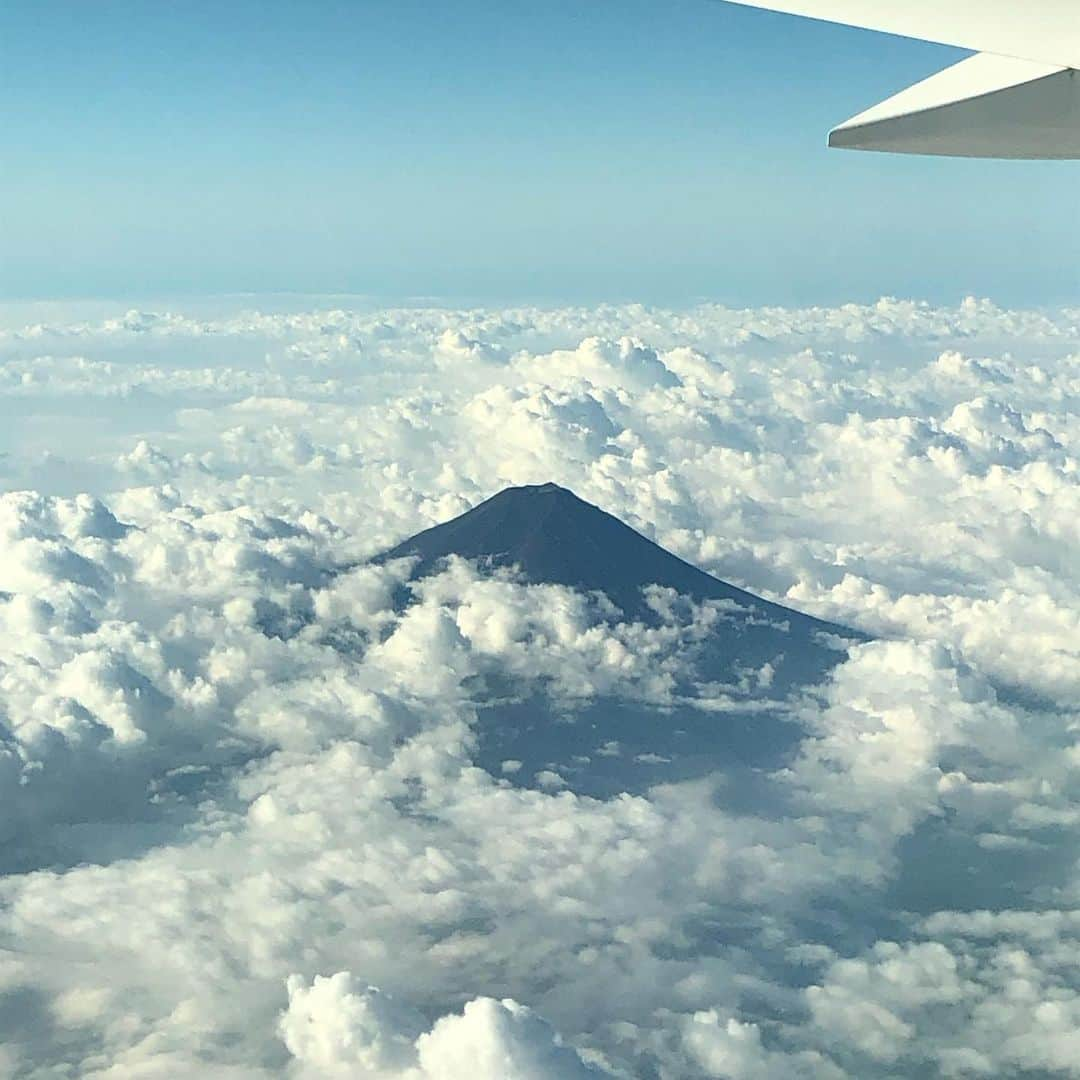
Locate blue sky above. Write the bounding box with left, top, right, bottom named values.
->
left=3, top=0, right=1078, bottom=305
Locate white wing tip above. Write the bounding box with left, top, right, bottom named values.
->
left=825, top=55, right=1080, bottom=159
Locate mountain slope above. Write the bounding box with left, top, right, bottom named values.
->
left=382, top=482, right=840, bottom=633
left=379, top=483, right=859, bottom=797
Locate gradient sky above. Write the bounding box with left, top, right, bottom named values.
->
left=3, top=0, right=1078, bottom=306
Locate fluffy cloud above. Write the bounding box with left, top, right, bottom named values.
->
left=0, top=296, right=1077, bottom=1077
left=280, top=975, right=605, bottom=1079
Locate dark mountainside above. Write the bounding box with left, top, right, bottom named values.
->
left=382, top=482, right=840, bottom=633
left=380, top=483, right=862, bottom=798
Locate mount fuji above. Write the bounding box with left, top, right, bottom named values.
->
left=381, top=484, right=861, bottom=798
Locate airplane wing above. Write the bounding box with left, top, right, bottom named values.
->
left=829, top=54, right=1080, bottom=159
left=722, top=1, right=1080, bottom=158
left=723, top=1, right=1080, bottom=69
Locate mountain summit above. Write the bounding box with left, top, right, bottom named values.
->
left=382, top=482, right=835, bottom=633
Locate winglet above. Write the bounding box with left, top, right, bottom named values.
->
left=827, top=55, right=1080, bottom=159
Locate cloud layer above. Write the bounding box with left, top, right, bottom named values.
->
left=0, top=297, right=1077, bottom=1077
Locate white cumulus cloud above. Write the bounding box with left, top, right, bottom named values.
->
left=0, top=296, right=1077, bottom=1077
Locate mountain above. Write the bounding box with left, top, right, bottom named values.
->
left=383, top=482, right=835, bottom=629
left=380, top=483, right=860, bottom=798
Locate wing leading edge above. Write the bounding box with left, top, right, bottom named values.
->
left=722, top=1, right=1080, bottom=158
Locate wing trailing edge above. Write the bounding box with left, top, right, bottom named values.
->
left=828, top=55, right=1080, bottom=159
